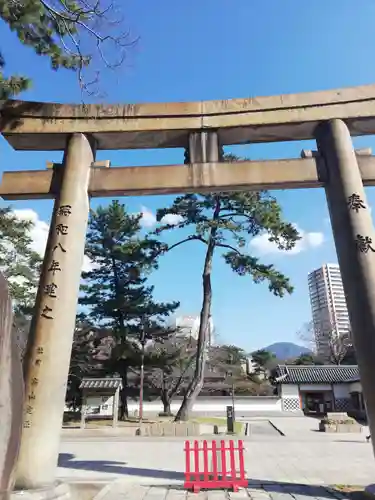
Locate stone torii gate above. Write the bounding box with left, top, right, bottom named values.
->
left=2, top=84, right=375, bottom=494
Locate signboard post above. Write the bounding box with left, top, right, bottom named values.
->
left=226, top=405, right=235, bottom=434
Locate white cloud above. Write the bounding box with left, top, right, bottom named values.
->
left=13, top=208, right=93, bottom=272
left=14, top=209, right=50, bottom=256
left=160, top=213, right=184, bottom=226
left=140, top=206, right=157, bottom=228
left=138, top=207, right=184, bottom=227
left=249, top=224, right=324, bottom=256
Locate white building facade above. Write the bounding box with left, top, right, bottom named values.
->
left=174, top=315, right=214, bottom=345
left=308, top=263, right=350, bottom=360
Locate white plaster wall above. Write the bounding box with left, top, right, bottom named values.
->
left=349, top=382, right=362, bottom=393
left=299, top=384, right=331, bottom=391
left=65, top=396, right=282, bottom=416
left=281, top=384, right=299, bottom=397
left=333, top=384, right=350, bottom=398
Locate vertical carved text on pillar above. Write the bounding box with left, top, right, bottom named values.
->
left=347, top=193, right=366, bottom=212
left=355, top=235, right=375, bottom=253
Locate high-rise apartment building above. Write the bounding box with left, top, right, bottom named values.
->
left=308, top=263, right=350, bottom=360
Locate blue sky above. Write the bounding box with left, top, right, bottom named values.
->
left=1, top=0, right=375, bottom=351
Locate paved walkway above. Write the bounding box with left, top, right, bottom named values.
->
left=93, top=483, right=354, bottom=500
left=267, top=416, right=370, bottom=437
left=58, top=436, right=375, bottom=486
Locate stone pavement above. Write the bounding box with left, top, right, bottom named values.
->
left=93, top=483, right=356, bottom=500
left=58, top=435, right=375, bottom=486
left=267, top=416, right=370, bottom=437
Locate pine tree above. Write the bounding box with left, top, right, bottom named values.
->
left=155, top=155, right=300, bottom=420
left=80, top=201, right=179, bottom=419
left=0, top=0, right=135, bottom=98
left=65, top=321, right=111, bottom=410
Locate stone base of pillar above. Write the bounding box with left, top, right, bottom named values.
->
left=9, top=482, right=71, bottom=500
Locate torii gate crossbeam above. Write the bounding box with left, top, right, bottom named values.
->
left=1, top=85, right=375, bottom=497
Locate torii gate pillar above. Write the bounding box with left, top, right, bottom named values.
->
left=317, top=119, right=375, bottom=451
left=15, top=133, right=95, bottom=491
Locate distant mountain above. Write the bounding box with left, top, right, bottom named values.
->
left=263, top=342, right=312, bottom=360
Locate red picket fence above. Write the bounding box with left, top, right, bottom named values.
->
left=184, top=439, right=247, bottom=492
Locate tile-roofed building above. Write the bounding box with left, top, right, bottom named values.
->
left=276, top=364, right=359, bottom=384
left=274, top=364, right=363, bottom=415
left=79, top=378, right=123, bottom=428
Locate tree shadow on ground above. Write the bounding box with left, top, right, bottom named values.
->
left=58, top=453, right=364, bottom=498
left=58, top=453, right=185, bottom=480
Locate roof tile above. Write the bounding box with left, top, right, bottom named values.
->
left=276, top=364, right=359, bottom=384
left=80, top=377, right=123, bottom=390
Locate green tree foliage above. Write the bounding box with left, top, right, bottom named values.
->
left=0, top=208, right=42, bottom=315
left=80, top=201, right=179, bottom=419
left=0, top=207, right=42, bottom=359
left=293, top=353, right=323, bottom=365
left=251, top=349, right=276, bottom=376
left=209, top=344, right=248, bottom=383
left=0, top=0, right=135, bottom=99
left=209, top=344, right=272, bottom=396
left=211, top=344, right=247, bottom=369
left=66, top=322, right=97, bottom=410
left=156, top=159, right=299, bottom=420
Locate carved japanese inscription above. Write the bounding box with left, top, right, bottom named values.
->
left=24, top=202, right=73, bottom=430
left=347, top=193, right=366, bottom=212
left=41, top=204, right=72, bottom=322
left=355, top=234, right=375, bottom=253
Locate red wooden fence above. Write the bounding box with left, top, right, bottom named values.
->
left=184, top=439, right=247, bottom=492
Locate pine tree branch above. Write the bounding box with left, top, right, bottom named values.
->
left=219, top=213, right=249, bottom=219
left=165, top=235, right=208, bottom=253
left=215, top=242, right=241, bottom=255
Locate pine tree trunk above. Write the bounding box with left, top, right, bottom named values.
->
left=175, top=202, right=219, bottom=421
left=112, top=256, right=129, bottom=420
left=174, top=283, right=211, bottom=421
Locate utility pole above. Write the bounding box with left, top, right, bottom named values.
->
left=227, top=353, right=236, bottom=422
left=231, top=378, right=235, bottom=419
left=139, top=317, right=147, bottom=424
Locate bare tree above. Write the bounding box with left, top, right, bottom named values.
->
left=297, top=321, right=318, bottom=352
left=328, top=331, right=353, bottom=365
left=145, top=336, right=196, bottom=415
left=298, top=320, right=352, bottom=365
